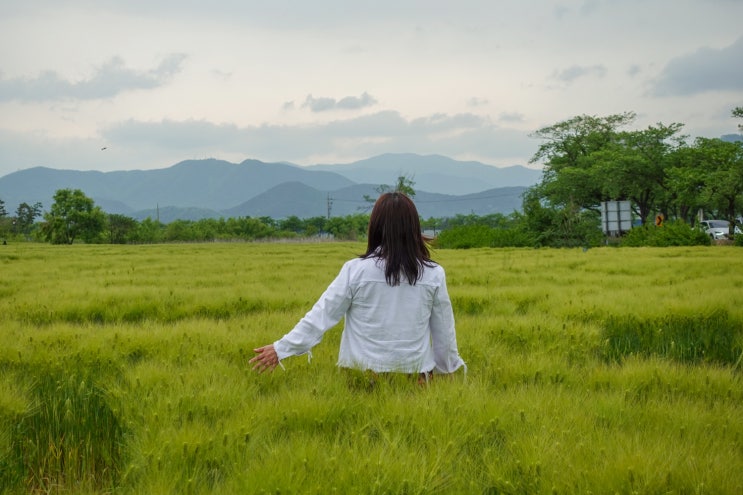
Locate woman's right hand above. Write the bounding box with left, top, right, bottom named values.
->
left=249, top=344, right=280, bottom=373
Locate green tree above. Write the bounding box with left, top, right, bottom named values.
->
left=194, top=218, right=221, bottom=241
left=521, top=188, right=556, bottom=244
left=243, top=217, right=275, bottom=239
left=303, top=216, right=328, bottom=236
left=666, top=146, right=708, bottom=224
left=362, top=175, right=417, bottom=210
left=0, top=198, right=9, bottom=240
left=525, top=113, right=636, bottom=246
left=591, top=123, right=685, bottom=224
left=278, top=215, right=304, bottom=234
left=258, top=216, right=277, bottom=229
left=42, top=189, right=106, bottom=244
left=129, top=217, right=164, bottom=243
left=325, top=214, right=369, bottom=240
left=693, top=137, right=743, bottom=235
left=163, top=219, right=195, bottom=242
left=420, top=216, right=439, bottom=235
left=15, top=202, right=43, bottom=237
left=107, top=213, right=138, bottom=244
left=529, top=112, right=636, bottom=209
left=220, top=217, right=274, bottom=240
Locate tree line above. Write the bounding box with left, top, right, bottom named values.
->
left=0, top=190, right=372, bottom=244
left=2, top=108, right=741, bottom=248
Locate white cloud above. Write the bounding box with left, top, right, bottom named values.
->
left=627, top=65, right=642, bottom=77
left=553, top=65, right=607, bottom=83
left=498, top=112, right=525, bottom=123
left=302, top=95, right=337, bottom=113
left=302, top=92, right=378, bottom=112
left=467, top=97, right=489, bottom=107
left=337, top=92, right=378, bottom=110
left=0, top=54, right=187, bottom=102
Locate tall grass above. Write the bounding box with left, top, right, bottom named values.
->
left=6, top=366, right=124, bottom=493
left=0, top=243, right=741, bottom=493
left=601, top=310, right=742, bottom=365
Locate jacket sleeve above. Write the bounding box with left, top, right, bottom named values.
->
left=273, top=262, right=353, bottom=361
left=429, top=269, right=466, bottom=374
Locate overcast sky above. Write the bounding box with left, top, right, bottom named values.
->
left=1, top=0, right=742, bottom=178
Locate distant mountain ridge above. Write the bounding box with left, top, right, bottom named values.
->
left=223, top=182, right=528, bottom=221
left=0, top=158, right=354, bottom=212
left=307, top=153, right=540, bottom=194
left=0, top=154, right=541, bottom=220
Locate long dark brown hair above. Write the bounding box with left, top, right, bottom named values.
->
left=362, top=192, right=434, bottom=286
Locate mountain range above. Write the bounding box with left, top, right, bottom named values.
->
left=0, top=153, right=542, bottom=221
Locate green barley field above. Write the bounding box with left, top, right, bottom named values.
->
left=0, top=242, right=741, bottom=494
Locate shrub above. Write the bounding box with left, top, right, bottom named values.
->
left=436, top=225, right=493, bottom=248
left=621, top=221, right=710, bottom=247
left=489, top=227, right=537, bottom=247
left=436, top=225, right=535, bottom=249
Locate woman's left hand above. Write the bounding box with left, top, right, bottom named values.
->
left=250, top=344, right=280, bottom=373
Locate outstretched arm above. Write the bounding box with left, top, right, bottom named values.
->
left=250, top=261, right=353, bottom=373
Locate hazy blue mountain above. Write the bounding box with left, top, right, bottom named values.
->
left=222, top=182, right=526, bottom=219
left=306, top=153, right=542, bottom=195
left=0, top=158, right=354, bottom=213
left=223, top=182, right=331, bottom=218
left=0, top=154, right=536, bottom=220
left=95, top=198, right=135, bottom=215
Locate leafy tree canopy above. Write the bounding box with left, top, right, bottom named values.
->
left=15, top=202, right=43, bottom=236
left=43, top=189, right=106, bottom=244
left=362, top=175, right=417, bottom=210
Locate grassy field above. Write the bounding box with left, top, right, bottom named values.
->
left=0, top=242, right=741, bottom=494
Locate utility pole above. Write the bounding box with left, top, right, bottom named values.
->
left=326, top=194, right=333, bottom=219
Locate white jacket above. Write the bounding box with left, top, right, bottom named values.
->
left=274, top=256, right=465, bottom=374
